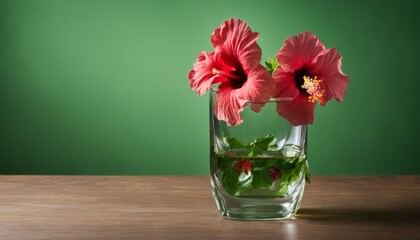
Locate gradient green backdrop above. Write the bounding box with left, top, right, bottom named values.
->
left=1, top=0, right=419, bottom=175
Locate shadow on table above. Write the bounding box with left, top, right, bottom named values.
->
left=297, top=207, right=420, bottom=225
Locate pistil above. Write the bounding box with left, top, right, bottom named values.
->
left=212, top=68, right=242, bottom=80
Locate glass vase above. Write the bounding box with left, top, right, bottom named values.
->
left=209, top=89, right=309, bottom=220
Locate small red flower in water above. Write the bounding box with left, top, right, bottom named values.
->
left=268, top=167, right=282, bottom=181
left=188, top=19, right=275, bottom=126
left=273, top=32, right=349, bottom=125
left=234, top=160, right=253, bottom=174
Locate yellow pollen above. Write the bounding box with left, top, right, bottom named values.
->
left=212, top=68, right=218, bottom=75
left=301, top=76, right=325, bottom=104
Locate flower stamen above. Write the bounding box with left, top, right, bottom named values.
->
left=301, top=76, right=325, bottom=104
left=212, top=68, right=241, bottom=80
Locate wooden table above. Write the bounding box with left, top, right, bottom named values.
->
left=0, top=176, right=419, bottom=239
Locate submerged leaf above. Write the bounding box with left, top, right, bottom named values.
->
left=251, top=169, right=272, bottom=189
left=221, top=167, right=240, bottom=196
left=304, top=161, right=311, bottom=183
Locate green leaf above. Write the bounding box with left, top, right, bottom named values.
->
left=216, top=154, right=239, bottom=195
left=304, top=160, right=311, bottom=183
left=247, top=147, right=261, bottom=157
left=247, top=134, right=276, bottom=157
left=224, top=136, right=246, bottom=149
left=277, top=158, right=305, bottom=186
left=250, top=134, right=275, bottom=150
left=221, top=167, right=240, bottom=196
left=275, top=183, right=289, bottom=197
left=265, top=57, right=279, bottom=75
left=216, top=155, right=233, bottom=170
left=223, top=134, right=277, bottom=157
left=252, top=158, right=268, bottom=168
left=273, top=158, right=311, bottom=196
left=251, top=169, right=272, bottom=189
left=217, top=135, right=311, bottom=198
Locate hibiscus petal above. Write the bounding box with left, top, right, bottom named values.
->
left=310, top=48, right=349, bottom=105
left=214, top=51, right=236, bottom=73
left=214, top=83, right=246, bottom=126
left=276, top=32, right=326, bottom=73
left=211, top=18, right=262, bottom=71
left=236, top=65, right=275, bottom=112
left=272, top=68, right=300, bottom=99
left=189, top=51, right=225, bottom=96
left=276, top=93, right=315, bottom=126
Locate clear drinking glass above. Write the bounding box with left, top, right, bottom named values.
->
left=209, top=89, right=308, bottom=220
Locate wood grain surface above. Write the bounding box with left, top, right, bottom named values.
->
left=0, top=176, right=419, bottom=239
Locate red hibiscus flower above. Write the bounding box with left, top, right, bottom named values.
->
left=188, top=19, right=275, bottom=126
left=234, top=160, right=253, bottom=175
left=273, top=32, right=349, bottom=126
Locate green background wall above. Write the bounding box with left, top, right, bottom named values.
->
left=1, top=0, right=419, bottom=175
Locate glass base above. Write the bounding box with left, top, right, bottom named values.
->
left=211, top=174, right=305, bottom=220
